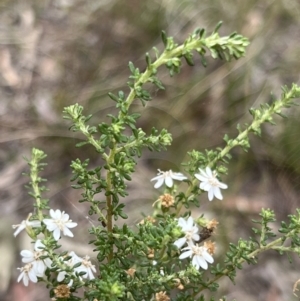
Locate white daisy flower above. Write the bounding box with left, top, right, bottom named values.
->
left=17, top=263, right=38, bottom=286
left=56, top=251, right=96, bottom=285
left=12, top=216, right=41, bottom=237
left=174, top=216, right=200, bottom=249
left=195, top=167, right=228, bottom=201
left=179, top=244, right=214, bottom=270
left=20, top=240, right=52, bottom=277
left=151, top=169, right=187, bottom=189
left=57, top=251, right=80, bottom=286
left=76, top=255, right=96, bottom=280
left=43, top=209, right=77, bottom=241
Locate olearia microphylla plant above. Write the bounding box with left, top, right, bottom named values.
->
left=13, top=22, right=300, bottom=301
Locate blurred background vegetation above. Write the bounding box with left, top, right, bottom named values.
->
left=1, top=0, right=300, bottom=300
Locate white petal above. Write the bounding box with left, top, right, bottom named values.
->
left=42, top=219, right=50, bottom=225
left=53, top=228, right=61, bottom=241
left=202, top=251, right=214, bottom=264
left=192, top=233, right=200, bottom=241
left=21, top=250, right=33, bottom=258
left=34, top=240, right=45, bottom=251
left=186, top=216, right=194, bottom=229
left=179, top=249, right=193, bottom=259
left=63, top=227, right=74, bottom=237
left=52, top=209, right=61, bottom=219
left=165, top=176, right=173, bottom=187
left=23, top=275, right=29, bottom=286
left=177, top=217, right=186, bottom=228
left=194, top=255, right=208, bottom=270
left=191, top=260, right=200, bottom=270
left=205, top=167, right=213, bottom=177
left=218, top=182, right=228, bottom=189
left=13, top=223, right=26, bottom=237
left=17, top=271, right=25, bottom=284
left=174, top=237, right=186, bottom=249
left=22, top=256, right=35, bottom=264
left=200, top=182, right=211, bottom=191
left=186, top=239, right=196, bottom=247
left=29, top=220, right=41, bottom=228
left=154, top=177, right=164, bottom=189
left=43, top=219, right=56, bottom=229
left=34, top=261, right=45, bottom=276
left=90, top=265, right=96, bottom=273
left=44, top=258, right=53, bottom=268
left=46, top=223, right=58, bottom=232
left=28, top=269, right=38, bottom=283
left=22, top=257, right=33, bottom=264
left=213, top=187, right=223, bottom=200
left=88, top=268, right=95, bottom=279
left=88, top=270, right=95, bottom=279
left=70, top=251, right=82, bottom=263
left=57, top=271, right=66, bottom=282
left=62, top=213, right=70, bottom=222
left=66, top=222, right=77, bottom=228
left=195, top=174, right=208, bottom=182
left=208, top=189, right=214, bottom=201
left=150, top=175, right=163, bottom=182
left=199, top=168, right=208, bottom=177
left=171, top=172, right=187, bottom=181
left=49, top=209, right=55, bottom=218
left=75, top=266, right=85, bottom=276
left=199, top=168, right=207, bottom=178
left=67, top=279, right=74, bottom=287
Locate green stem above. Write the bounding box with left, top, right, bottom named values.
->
left=193, top=231, right=296, bottom=297
left=79, top=123, right=102, bottom=153
left=211, top=87, right=296, bottom=167
left=30, top=152, right=45, bottom=221
left=105, top=144, right=117, bottom=262
left=30, top=170, right=43, bottom=221
left=119, top=39, right=207, bottom=118
left=91, top=204, right=107, bottom=224
left=75, top=117, right=115, bottom=262
left=176, top=86, right=298, bottom=217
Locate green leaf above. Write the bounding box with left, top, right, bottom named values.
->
left=199, top=28, right=206, bottom=39
left=75, top=141, right=88, bottom=148
left=184, top=53, right=194, bottom=66
left=108, top=92, right=119, bottom=102
left=161, top=30, right=168, bottom=47
left=145, top=52, right=151, bottom=67
left=128, top=61, right=135, bottom=74
left=213, top=21, right=223, bottom=33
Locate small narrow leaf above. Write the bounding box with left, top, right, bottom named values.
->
left=128, top=61, right=135, bottom=74
left=213, top=21, right=223, bottom=33
left=161, top=30, right=168, bottom=47
left=145, top=52, right=151, bottom=67
left=199, top=28, right=206, bottom=39
left=108, top=92, right=119, bottom=102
